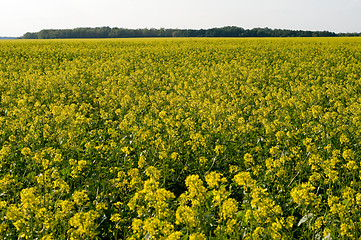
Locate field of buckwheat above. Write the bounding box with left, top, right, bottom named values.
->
left=1, top=37, right=361, bottom=239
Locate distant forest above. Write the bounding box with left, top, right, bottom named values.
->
left=21, top=26, right=361, bottom=39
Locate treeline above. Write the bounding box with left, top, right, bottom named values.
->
left=19, top=26, right=351, bottom=39
left=0, top=37, right=16, bottom=39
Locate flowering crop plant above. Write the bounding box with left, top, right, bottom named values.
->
left=1, top=37, right=361, bottom=239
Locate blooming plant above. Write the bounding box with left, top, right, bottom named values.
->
left=1, top=37, right=361, bottom=238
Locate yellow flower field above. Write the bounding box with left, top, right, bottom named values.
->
left=1, top=37, right=361, bottom=239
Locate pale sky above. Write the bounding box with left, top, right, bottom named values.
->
left=1, top=0, right=361, bottom=37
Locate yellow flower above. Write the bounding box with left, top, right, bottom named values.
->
left=229, top=165, right=239, bottom=174
left=95, top=202, right=108, bottom=211
left=346, top=160, right=358, bottom=171
left=175, top=205, right=198, bottom=228
left=342, top=149, right=355, bottom=160
left=290, top=182, right=317, bottom=206
left=41, top=235, right=54, bottom=240
left=110, top=213, right=122, bottom=223
left=131, top=218, right=143, bottom=233
left=214, top=145, right=224, bottom=155
left=143, top=217, right=161, bottom=237
left=171, top=152, right=179, bottom=161
left=205, top=171, right=226, bottom=188
left=159, top=110, right=167, bottom=118
left=68, top=210, right=100, bottom=239
left=234, top=172, right=256, bottom=188
left=313, top=217, right=324, bottom=230
left=220, top=198, right=238, bottom=220
left=286, top=216, right=295, bottom=229
left=72, top=190, right=89, bottom=206
left=199, top=156, right=208, bottom=166
left=53, top=179, right=70, bottom=193
left=253, top=227, right=264, bottom=238
left=269, top=146, right=280, bottom=155
left=21, top=147, right=32, bottom=156
left=189, top=232, right=206, bottom=240
left=121, top=146, right=132, bottom=155
left=128, top=168, right=141, bottom=188
left=243, top=153, right=254, bottom=166
left=275, top=131, right=285, bottom=142
left=185, top=175, right=206, bottom=199
left=339, top=133, right=349, bottom=144
left=166, top=231, right=182, bottom=240
left=145, top=166, right=161, bottom=180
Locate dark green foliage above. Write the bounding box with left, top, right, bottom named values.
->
left=20, top=26, right=340, bottom=39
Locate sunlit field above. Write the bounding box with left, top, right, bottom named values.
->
left=1, top=37, right=361, bottom=239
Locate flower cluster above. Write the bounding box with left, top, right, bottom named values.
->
left=1, top=37, right=361, bottom=238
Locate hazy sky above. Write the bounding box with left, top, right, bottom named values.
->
left=1, top=0, right=361, bottom=37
